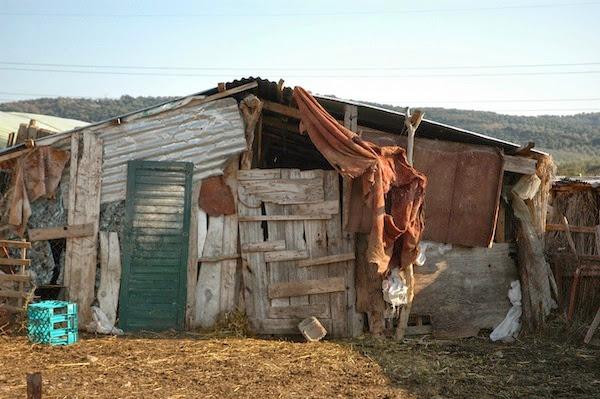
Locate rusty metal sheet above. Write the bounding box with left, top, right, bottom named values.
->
left=199, top=175, right=236, bottom=216
left=362, top=132, right=503, bottom=247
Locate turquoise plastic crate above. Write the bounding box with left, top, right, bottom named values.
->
left=27, top=301, right=78, bottom=346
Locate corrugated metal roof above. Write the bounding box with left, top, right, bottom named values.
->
left=212, top=78, right=546, bottom=155
left=53, top=97, right=246, bottom=204
left=98, top=98, right=246, bottom=203
left=2, top=77, right=541, bottom=158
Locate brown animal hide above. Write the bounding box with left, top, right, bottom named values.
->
left=293, top=87, right=427, bottom=274
left=0, top=146, right=69, bottom=236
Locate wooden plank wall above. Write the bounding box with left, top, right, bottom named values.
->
left=238, top=168, right=353, bottom=337
left=412, top=243, right=518, bottom=339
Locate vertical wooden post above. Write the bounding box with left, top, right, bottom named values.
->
left=496, top=201, right=506, bottom=243
left=65, top=132, right=103, bottom=326
left=584, top=305, right=600, bottom=344
left=26, top=372, right=42, bottom=399
left=343, top=104, right=364, bottom=337
left=18, top=239, right=27, bottom=307
left=256, top=115, right=263, bottom=168
left=64, top=132, right=79, bottom=296
left=395, top=108, right=424, bottom=341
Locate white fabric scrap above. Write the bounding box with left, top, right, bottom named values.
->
left=87, top=306, right=123, bottom=335
left=490, top=280, right=522, bottom=342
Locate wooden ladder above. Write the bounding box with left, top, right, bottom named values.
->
left=0, top=239, right=33, bottom=313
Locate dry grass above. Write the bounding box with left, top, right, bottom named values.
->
left=1, top=333, right=410, bottom=399
left=201, top=309, right=255, bottom=338
left=0, top=327, right=598, bottom=399
left=547, top=190, right=599, bottom=255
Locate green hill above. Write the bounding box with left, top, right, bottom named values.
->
left=1, top=96, right=598, bottom=175
left=0, top=96, right=175, bottom=125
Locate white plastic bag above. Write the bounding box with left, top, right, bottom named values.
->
left=490, top=281, right=522, bottom=342
left=382, top=268, right=408, bottom=311
left=415, top=241, right=453, bottom=266
left=87, top=306, right=124, bottom=335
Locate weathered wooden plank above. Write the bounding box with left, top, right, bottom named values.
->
left=239, top=214, right=332, bottom=222
left=0, top=240, right=31, bottom=249
left=0, top=290, right=29, bottom=298
left=195, top=215, right=224, bottom=328
left=264, top=250, right=309, bottom=263
left=29, top=223, right=94, bottom=241
left=237, top=180, right=268, bottom=323
left=298, top=253, right=355, bottom=268
left=0, top=274, right=29, bottom=282
left=0, top=147, right=30, bottom=163
left=265, top=182, right=289, bottom=308
left=290, top=200, right=339, bottom=215
left=65, top=131, right=102, bottom=327
left=546, top=224, right=597, bottom=234
left=323, top=170, right=348, bottom=338
left=343, top=105, right=363, bottom=338
left=238, top=177, right=324, bottom=204
left=238, top=169, right=281, bottom=181
left=504, top=155, right=537, bottom=175
left=301, top=170, right=330, bottom=308
left=584, top=305, right=600, bottom=345
left=219, top=159, right=240, bottom=315
left=287, top=169, right=309, bottom=306
left=268, top=277, right=346, bottom=299
left=242, top=240, right=286, bottom=253
left=496, top=200, right=506, bottom=243
left=596, top=225, right=600, bottom=256
left=0, top=304, right=26, bottom=313
left=98, top=232, right=122, bottom=327
left=198, top=254, right=240, bottom=262
left=262, top=100, right=301, bottom=119
left=249, top=317, right=333, bottom=335
left=181, top=81, right=258, bottom=111
left=268, top=304, right=330, bottom=319
left=0, top=258, right=31, bottom=266
left=66, top=132, right=79, bottom=220
left=18, top=244, right=26, bottom=307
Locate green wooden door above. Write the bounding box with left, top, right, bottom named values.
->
left=119, top=160, right=193, bottom=331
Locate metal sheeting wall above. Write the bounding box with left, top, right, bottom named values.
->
left=57, top=97, right=247, bottom=204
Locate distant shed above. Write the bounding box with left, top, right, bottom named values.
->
left=545, top=176, right=600, bottom=324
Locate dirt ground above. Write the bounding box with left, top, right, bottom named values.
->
left=1, top=326, right=598, bottom=399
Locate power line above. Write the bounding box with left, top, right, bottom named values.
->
left=491, top=108, right=600, bottom=112
left=1, top=91, right=599, bottom=104
left=0, top=61, right=599, bottom=71
left=382, top=98, right=600, bottom=104
left=2, top=67, right=600, bottom=78
left=1, top=2, right=599, bottom=17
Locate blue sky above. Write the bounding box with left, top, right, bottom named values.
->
left=1, top=0, right=599, bottom=115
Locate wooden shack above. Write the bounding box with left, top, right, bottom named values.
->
left=0, top=78, right=557, bottom=339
